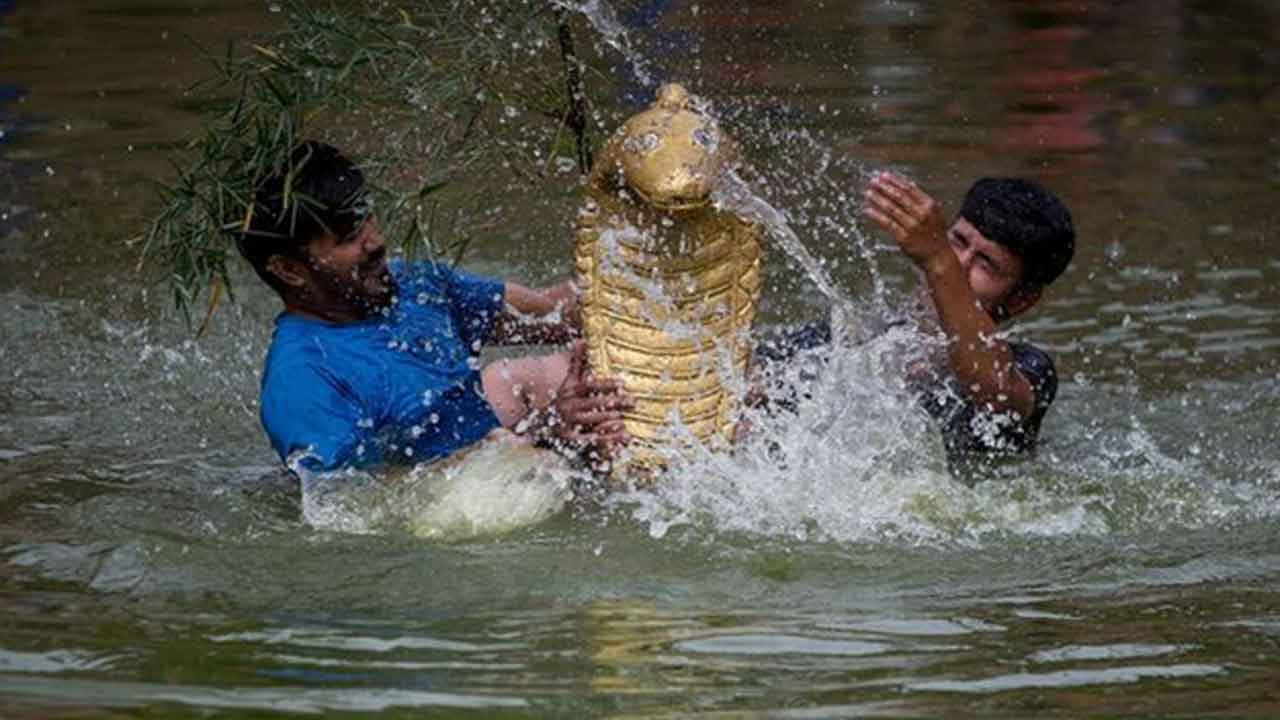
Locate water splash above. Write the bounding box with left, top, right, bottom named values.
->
left=552, top=0, right=655, bottom=90
left=504, top=1, right=1266, bottom=545
left=607, top=323, right=969, bottom=545
left=712, top=167, right=860, bottom=347
left=297, top=432, right=576, bottom=541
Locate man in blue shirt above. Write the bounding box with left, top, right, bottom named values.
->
left=236, top=142, right=630, bottom=474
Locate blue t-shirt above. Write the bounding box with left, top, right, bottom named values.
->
left=259, top=260, right=506, bottom=472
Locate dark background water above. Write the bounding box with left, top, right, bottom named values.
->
left=2, top=0, right=1280, bottom=716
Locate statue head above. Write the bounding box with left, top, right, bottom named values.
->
left=603, top=84, right=737, bottom=211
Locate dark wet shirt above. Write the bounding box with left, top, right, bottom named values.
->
left=913, top=341, right=1057, bottom=476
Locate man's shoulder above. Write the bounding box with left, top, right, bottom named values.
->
left=262, top=338, right=325, bottom=394
left=266, top=314, right=332, bottom=362
left=259, top=322, right=368, bottom=428
left=1008, top=340, right=1058, bottom=409
left=390, top=259, right=455, bottom=294
left=931, top=337, right=1059, bottom=470
left=1008, top=339, right=1054, bottom=368
left=262, top=315, right=363, bottom=392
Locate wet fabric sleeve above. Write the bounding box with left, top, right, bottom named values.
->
left=259, top=362, right=380, bottom=473
left=401, top=369, right=501, bottom=465
left=934, top=341, right=1058, bottom=462
left=1015, top=342, right=1058, bottom=419
left=440, top=265, right=506, bottom=354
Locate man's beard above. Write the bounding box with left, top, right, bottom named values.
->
left=356, top=248, right=393, bottom=309
left=313, top=258, right=394, bottom=316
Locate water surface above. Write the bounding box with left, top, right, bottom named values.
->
left=2, top=0, right=1280, bottom=716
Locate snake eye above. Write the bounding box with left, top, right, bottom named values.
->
left=691, top=127, right=717, bottom=150
left=624, top=132, right=661, bottom=156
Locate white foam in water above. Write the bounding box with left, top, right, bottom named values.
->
left=596, top=171, right=1122, bottom=544
left=607, top=324, right=960, bottom=544
left=297, top=432, right=575, bottom=541
left=397, top=433, right=574, bottom=540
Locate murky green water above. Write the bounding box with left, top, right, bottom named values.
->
left=3, top=0, right=1280, bottom=716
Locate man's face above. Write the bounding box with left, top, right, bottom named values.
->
left=945, top=217, right=1030, bottom=320
left=301, top=216, right=393, bottom=316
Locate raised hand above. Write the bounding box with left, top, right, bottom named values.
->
left=864, top=172, right=951, bottom=276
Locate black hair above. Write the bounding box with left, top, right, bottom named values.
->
left=958, top=178, right=1074, bottom=289
left=235, top=141, right=368, bottom=293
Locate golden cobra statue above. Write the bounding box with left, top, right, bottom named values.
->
left=575, top=84, right=762, bottom=480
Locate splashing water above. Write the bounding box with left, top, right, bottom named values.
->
left=607, top=321, right=954, bottom=545
left=711, top=167, right=861, bottom=348
left=552, top=0, right=655, bottom=90
left=297, top=433, right=576, bottom=541
left=276, top=0, right=1278, bottom=547
left=550, top=1, right=1133, bottom=544
left=554, top=0, right=890, bottom=338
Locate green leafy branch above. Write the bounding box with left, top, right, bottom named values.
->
left=139, top=0, right=604, bottom=326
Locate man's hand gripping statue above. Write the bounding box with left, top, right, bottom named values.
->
left=513, top=341, right=633, bottom=475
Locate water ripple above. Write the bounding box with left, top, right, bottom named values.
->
left=908, top=664, right=1224, bottom=693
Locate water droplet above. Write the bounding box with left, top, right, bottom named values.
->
left=1104, top=240, right=1125, bottom=262
left=691, top=127, right=717, bottom=150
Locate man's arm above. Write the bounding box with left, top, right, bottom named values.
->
left=261, top=363, right=377, bottom=472
left=489, top=279, right=580, bottom=346
left=864, top=173, right=1036, bottom=420
left=484, top=342, right=631, bottom=473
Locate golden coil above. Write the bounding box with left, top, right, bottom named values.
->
left=574, top=84, right=762, bottom=481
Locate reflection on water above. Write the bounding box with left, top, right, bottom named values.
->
left=2, top=0, right=1280, bottom=716
left=6, top=585, right=1278, bottom=716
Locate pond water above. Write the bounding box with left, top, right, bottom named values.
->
left=3, top=0, right=1280, bottom=716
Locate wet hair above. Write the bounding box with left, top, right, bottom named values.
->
left=958, top=178, right=1075, bottom=289
left=235, top=141, right=368, bottom=293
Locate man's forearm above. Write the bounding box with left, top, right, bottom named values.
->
left=491, top=280, right=580, bottom=345
left=923, top=259, right=1035, bottom=419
